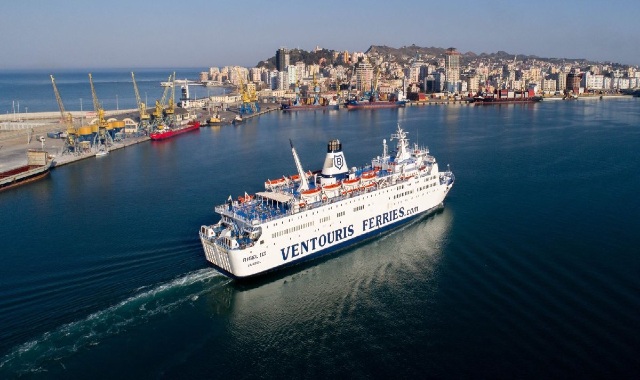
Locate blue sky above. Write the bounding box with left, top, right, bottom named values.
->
left=1, top=0, right=638, bottom=70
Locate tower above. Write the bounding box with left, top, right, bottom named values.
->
left=355, top=57, right=374, bottom=93
left=276, top=48, right=290, bottom=72
left=445, top=47, right=461, bottom=93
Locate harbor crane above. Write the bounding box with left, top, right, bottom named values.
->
left=131, top=72, right=150, bottom=132
left=164, top=71, right=176, bottom=123
left=88, top=73, right=113, bottom=149
left=236, top=69, right=257, bottom=115
left=152, top=73, right=173, bottom=129
left=50, top=75, right=77, bottom=155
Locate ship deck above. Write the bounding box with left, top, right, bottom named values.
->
left=214, top=160, right=434, bottom=226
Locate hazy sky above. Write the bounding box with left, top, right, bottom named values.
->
left=2, top=0, right=639, bottom=70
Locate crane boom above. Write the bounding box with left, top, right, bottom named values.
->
left=88, top=73, right=106, bottom=127
left=153, top=74, right=173, bottom=119
left=131, top=72, right=149, bottom=120
left=165, top=71, right=176, bottom=116
left=50, top=75, right=75, bottom=134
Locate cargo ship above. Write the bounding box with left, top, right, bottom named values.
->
left=346, top=87, right=407, bottom=110
left=281, top=97, right=339, bottom=111
left=472, top=89, right=542, bottom=105
left=199, top=124, right=455, bottom=279
left=0, top=150, right=54, bottom=191
left=345, top=99, right=406, bottom=109
left=150, top=120, right=200, bottom=140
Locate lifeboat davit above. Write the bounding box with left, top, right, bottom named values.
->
left=265, top=177, right=287, bottom=189
left=289, top=170, right=312, bottom=182
left=322, top=183, right=341, bottom=191
left=300, top=187, right=322, bottom=201
left=361, top=171, right=376, bottom=180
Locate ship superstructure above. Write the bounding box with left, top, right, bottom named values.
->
left=199, top=124, right=454, bottom=279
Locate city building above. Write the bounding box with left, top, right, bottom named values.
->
left=355, top=57, right=374, bottom=92
left=276, top=48, right=290, bottom=72
left=445, top=48, right=461, bottom=93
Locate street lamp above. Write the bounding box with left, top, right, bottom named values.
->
left=80, top=98, right=83, bottom=112
left=116, top=94, right=119, bottom=110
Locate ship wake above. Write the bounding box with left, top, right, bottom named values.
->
left=0, top=268, right=228, bottom=376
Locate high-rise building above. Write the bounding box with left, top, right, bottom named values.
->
left=276, top=48, right=290, bottom=72
left=355, top=57, right=373, bottom=92
left=566, top=69, right=583, bottom=93
left=445, top=47, right=461, bottom=92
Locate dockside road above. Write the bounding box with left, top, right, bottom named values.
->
left=0, top=104, right=282, bottom=172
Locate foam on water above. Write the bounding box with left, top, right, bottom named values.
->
left=0, top=268, right=227, bottom=375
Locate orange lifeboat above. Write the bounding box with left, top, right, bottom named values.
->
left=265, top=177, right=287, bottom=187
left=238, top=194, right=254, bottom=203
left=323, top=183, right=341, bottom=191
left=361, top=171, right=376, bottom=180
left=343, top=177, right=360, bottom=186
left=289, top=170, right=312, bottom=182
left=301, top=188, right=321, bottom=196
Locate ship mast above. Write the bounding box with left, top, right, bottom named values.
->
left=290, top=139, right=309, bottom=192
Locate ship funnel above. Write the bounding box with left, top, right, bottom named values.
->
left=320, top=139, right=348, bottom=185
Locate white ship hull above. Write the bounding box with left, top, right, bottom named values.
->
left=200, top=125, right=454, bottom=279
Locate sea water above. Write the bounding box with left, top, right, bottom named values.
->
left=1, top=86, right=639, bottom=378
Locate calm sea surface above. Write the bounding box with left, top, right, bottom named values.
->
left=1, top=74, right=639, bottom=378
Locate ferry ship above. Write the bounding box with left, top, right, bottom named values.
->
left=199, top=124, right=455, bottom=279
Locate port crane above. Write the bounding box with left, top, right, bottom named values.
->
left=131, top=72, right=150, bottom=132
left=312, top=73, right=320, bottom=105
left=88, top=73, right=113, bottom=149
left=371, top=66, right=380, bottom=101
left=164, top=71, right=176, bottom=123
left=235, top=69, right=258, bottom=115
left=151, top=73, right=173, bottom=129
left=50, top=75, right=77, bottom=155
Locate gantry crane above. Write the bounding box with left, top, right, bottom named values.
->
left=131, top=72, right=150, bottom=132
left=88, top=73, right=113, bottom=149
left=50, top=75, right=77, bottom=155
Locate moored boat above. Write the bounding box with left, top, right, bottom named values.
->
left=345, top=99, right=406, bottom=109
left=0, top=150, right=54, bottom=191
left=150, top=120, right=200, bottom=140
left=232, top=115, right=244, bottom=125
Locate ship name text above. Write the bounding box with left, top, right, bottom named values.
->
left=362, top=206, right=416, bottom=231
left=280, top=225, right=355, bottom=261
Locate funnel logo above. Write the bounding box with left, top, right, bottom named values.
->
left=334, top=155, right=344, bottom=169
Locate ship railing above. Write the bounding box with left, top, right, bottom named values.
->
left=216, top=203, right=289, bottom=224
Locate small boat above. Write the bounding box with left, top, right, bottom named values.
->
left=232, top=115, right=244, bottom=125
left=95, top=149, right=109, bottom=157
